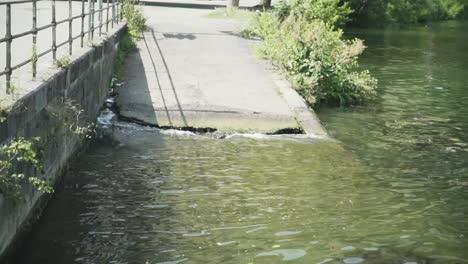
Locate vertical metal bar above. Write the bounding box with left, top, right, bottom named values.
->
left=88, top=0, right=92, bottom=40
left=90, top=0, right=95, bottom=40
left=81, top=0, right=85, bottom=47
left=116, top=0, right=119, bottom=22
left=5, top=4, right=12, bottom=94
left=69, top=0, right=73, bottom=55
left=111, top=0, right=115, bottom=28
left=99, top=0, right=103, bottom=36
left=32, top=0, right=37, bottom=78
left=106, top=0, right=110, bottom=32
left=52, top=0, right=57, bottom=61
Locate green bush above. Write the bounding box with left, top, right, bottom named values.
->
left=250, top=13, right=377, bottom=106
left=347, top=0, right=468, bottom=27
left=121, top=0, right=146, bottom=40
left=276, top=0, right=353, bottom=28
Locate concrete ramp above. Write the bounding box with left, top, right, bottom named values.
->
left=117, top=6, right=327, bottom=135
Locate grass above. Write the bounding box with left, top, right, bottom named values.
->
left=207, top=7, right=255, bottom=21
left=112, top=34, right=136, bottom=86
left=111, top=0, right=147, bottom=87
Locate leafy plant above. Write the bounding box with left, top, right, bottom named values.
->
left=121, top=0, right=146, bottom=40
left=249, top=12, right=377, bottom=106
left=347, top=0, right=468, bottom=27
left=0, top=137, right=53, bottom=201
left=276, top=0, right=353, bottom=28
left=112, top=0, right=146, bottom=88
left=55, top=56, right=71, bottom=69
left=7, top=82, right=18, bottom=94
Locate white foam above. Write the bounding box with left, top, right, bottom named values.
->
left=96, top=109, right=116, bottom=128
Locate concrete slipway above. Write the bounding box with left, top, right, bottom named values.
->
left=116, top=5, right=327, bottom=136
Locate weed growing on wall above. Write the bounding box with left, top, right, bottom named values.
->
left=121, top=0, right=146, bottom=40
left=0, top=131, right=53, bottom=202
left=112, top=0, right=147, bottom=88
left=55, top=56, right=71, bottom=69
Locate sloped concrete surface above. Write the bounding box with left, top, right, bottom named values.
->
left=117, top=6, right=326, bottom=135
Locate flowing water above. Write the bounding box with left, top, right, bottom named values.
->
left=13, top=21, right=468, bottom=263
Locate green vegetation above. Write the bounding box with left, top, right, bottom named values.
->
left=275, top=0, right=353, bottom=28
left=121, top=0, right=146, bottom=40
left=55, top=56, right=71, bottom=69
left=0, top=136, right=53, bottom=201
left=247, top=1, right=377, bottom=106
left=113, top=0, right=146, bottom=86
left=6, top=82, right=18, bottom=95
left=207, top=7, right=254, bottom=21
left=273, top=0, right=467, bottom=27
left=113, top=34, right=135, bottom=86
left=348, top=0, right=468, bottom=27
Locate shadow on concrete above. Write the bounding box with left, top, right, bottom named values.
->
left=117, top=46, right=160, bottom=126
left=118, top=27, right=189, bottom=128
left=157, top=30, right=240, bottom=38
left=162, top=32, right=197, bottom=40
left=148, top=28, right=189, bottom=127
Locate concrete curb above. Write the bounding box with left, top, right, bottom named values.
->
left=261, top=60, right=329, bottom=137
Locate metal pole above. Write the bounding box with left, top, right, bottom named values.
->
left=106, top=0, right=110, bottom=32
left=115, top=0, right=119, bottom=22
left=88, top=0, right=92, bottom=40
left=99, top=0, right=103, bottom=36
left=111, top=0, right=114, bottom=28
left=52, top=0, right=57, bottom=61
left=90, top=0, right=95, bottom=40
left=69, top=0, right=73, bottom=55
left=32, top=0, right=37, bottom=78
left=81, top=0, right=85, bottom=47
left=5, top=4, right=12, bottom=94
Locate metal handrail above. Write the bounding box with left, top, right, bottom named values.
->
left=0, top=0, right=122, bottom=94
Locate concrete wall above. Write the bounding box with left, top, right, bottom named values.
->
left=0, top=23, right=127, bottom=259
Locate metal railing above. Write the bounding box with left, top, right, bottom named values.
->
left=0, top=0, right=122, bottom=94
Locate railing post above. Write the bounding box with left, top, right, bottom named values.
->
left=88, top=0, right=94, bottom=40
left=81, top=0, right=85, bottom=47
left=52, top=0, right=57, bottom=61
left=106, top=0, right=110, bottom=32
left=69, top=0, right=73, bottom=55
left=116, top=0, right=119, bottom=22
left=111, top=0, right=115, bottom=28
left=32, top=0, right=38, bottom=79
left=88, top=0, right=92, bottom=40
left=92, top=0, right=95, bottom=39
left=5, top=4, right=12, bottom=94
left=99, top=0, right=103, bottom=36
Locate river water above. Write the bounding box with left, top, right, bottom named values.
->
left=13, top=21, right=468, bottom=263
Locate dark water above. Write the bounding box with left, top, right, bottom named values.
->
left=13, top=21, right=468, bottom=264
